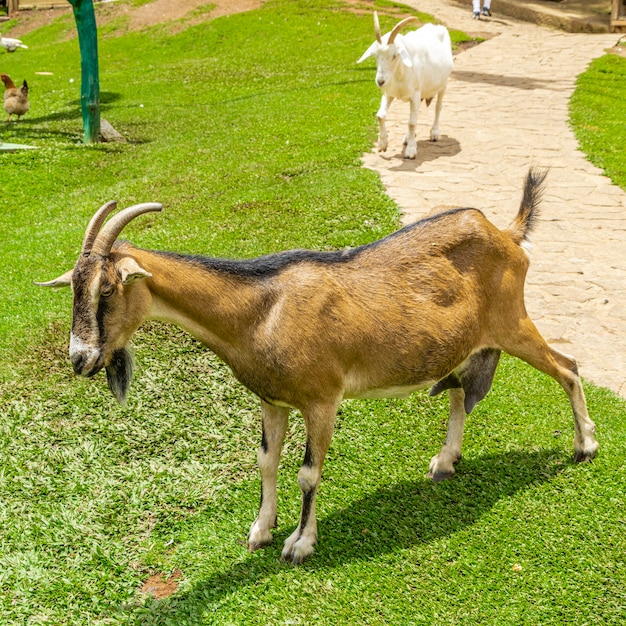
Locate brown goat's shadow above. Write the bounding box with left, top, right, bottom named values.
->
left=452, top=69, right=558, bottom=91
left=386, top=135, right=461, bottom=171
left=130, top=448, right=566, bottom=621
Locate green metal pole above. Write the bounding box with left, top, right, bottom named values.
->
left=68, top=0, right=100, bottom=143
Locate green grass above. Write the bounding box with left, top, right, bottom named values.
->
left=0, top=1, right=624, bottom=624
left=569, top=49, right=626, bottom=188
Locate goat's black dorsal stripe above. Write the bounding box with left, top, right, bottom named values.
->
left=149, top=207, right=475, bottom=280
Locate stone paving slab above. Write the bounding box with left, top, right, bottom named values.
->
left=361, top=1, right=626, bottom=397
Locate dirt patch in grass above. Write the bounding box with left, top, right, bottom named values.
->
left=141, top=569, right=185, bottom=600
left=119, top=0, right=264, bottom=31
left=7, top=0, right=265, bottom=37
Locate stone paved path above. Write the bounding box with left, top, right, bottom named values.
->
left=362, top=0, right=626, bottom=398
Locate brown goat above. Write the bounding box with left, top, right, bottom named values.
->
left=37, top=168, right=598, bottom=563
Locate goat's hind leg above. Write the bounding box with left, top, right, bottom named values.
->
left=430, top=87, right=446, bottom=142
left=403, top=95, right=420, bottom=159
left=376, top=94, right=393, bottom=153
left=503, top=318, right=598, bottom=462
left=429, top=348, right=501, bottom=481
left=248, top=401, right=289, bottom=552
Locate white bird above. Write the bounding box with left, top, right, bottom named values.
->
left=0, top=34, right=28, bottom=52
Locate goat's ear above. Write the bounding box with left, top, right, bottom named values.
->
left=357, top=42, right=378, bottom=63
left=34, top=270, right=73, bottom=289
left=398, top=41, right=413, bottom=67
left=116, top=257, right=152, bottom=285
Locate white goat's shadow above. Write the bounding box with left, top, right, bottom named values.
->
left=384, top=135, right=461, bottom=171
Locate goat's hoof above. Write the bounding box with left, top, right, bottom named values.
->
left=428, top=468, right=455, bottom=483
left=573, top=438, right=599, bottom=463
left=573, top=448, right=598, bottom=464
left=403, top=140, right=417, bottom=159
left=429, top=451, right=460, bottom=482
left=247, top=524, right=274, bottom=552
left=281, top=532, right=316, bottom=564
left=248, top=536, right=273, bottom=552
left=281, top=543, right=315, bottom=565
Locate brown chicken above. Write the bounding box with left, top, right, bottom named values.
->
left=2, top=74, right=29, bottom=122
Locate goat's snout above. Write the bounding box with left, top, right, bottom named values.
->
left=376, top=77, right=386, bottom=87
left=70, top=351, right=86, bottom=376
left=70, top=351, right=100, bottom=377
left=69, top=333, right=102, bottom=377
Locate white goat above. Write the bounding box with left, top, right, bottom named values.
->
left=37, top=169, right=598, bottom=564
left=358, top=13, right=453, bottom=159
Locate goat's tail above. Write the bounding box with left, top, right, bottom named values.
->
left=506, top=167, right=548, bottom=245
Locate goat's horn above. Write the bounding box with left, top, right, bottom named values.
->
left=373, top=11, right=382, bottom=44
left=90, top=202, right=162, bottom=257
left=388, top=16, right=419, bottom=44
left=81, top=200, right=118, bottom=255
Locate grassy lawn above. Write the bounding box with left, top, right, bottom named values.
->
left=569, top=47, right=626, bottom=189
left=0, top=1, right=624, bottom=624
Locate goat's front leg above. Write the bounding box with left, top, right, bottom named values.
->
left=403, top=93, right=420, bottom=159
left=430, top=87, right=446, bottom=142
left=248, top=401, right=289, bottom=552
left=281, top=402, right=338, bottom=564
left=429, top=387, right=466, bottom=482
left=376, top=94, right=393, bottom=153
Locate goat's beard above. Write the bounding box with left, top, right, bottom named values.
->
left=105, top=348, right=134, bottom=405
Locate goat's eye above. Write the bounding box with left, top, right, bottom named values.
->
left=101, top=286, right=115, bottom=299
